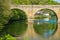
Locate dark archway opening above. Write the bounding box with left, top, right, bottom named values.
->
left=1, top=9, right=28, bottom=37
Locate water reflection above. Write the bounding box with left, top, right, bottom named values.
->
left=34, top=19, right=57, bottom=38
left=2, top=20, right=28, bottom=37
left=34, top=19, right=57, bottom=24
left=34, top=9, right=58, bottom=38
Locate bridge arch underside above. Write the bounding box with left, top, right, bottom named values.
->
left=10, top=6, right=60, bottom=39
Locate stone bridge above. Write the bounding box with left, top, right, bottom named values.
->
left=10, top=5, right=60, bottom=40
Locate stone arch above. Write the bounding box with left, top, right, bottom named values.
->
left=33, top=8, right=58, bottom=38
left=11, top=8, right=28, bottom=20
left=3, top=8, right=28, bottom=37
left=10, top=8, right=28, bottom=18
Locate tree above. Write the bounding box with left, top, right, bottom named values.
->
left=0, top=0, right=12, bottom=31
left=11, top=0, right=60, bottom=5
left=11, top=0, right=31, bottom=5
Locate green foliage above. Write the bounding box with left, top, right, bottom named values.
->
left=11, top=9, right=27, bottom=20
left=0, top=23, right=4, bottom=31
left=0, top=0, right=12, bottom=32
left=33, top=23, right=57, bottom=37
left=35, top=9, right=57, bottom=19
left=0, top=0, right=16, bottom=39
left=40, top=9, right=57, bottom=19
left=1, top=9, right=28, bottom=37
left=0, top=34, right=16, bottom=40
left=0, top=0, right=12, bottom=25
left=3, top=8, right=28, bottom=36
left=11, top=0, right=31, bottom=5
left=11, top=0, right=60, bottom=5
left=35, top=16, right=40, bottom=19
left=3, top=20, right=27, bottom=37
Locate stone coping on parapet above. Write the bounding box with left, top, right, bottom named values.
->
left=10, top=5, right=60, bottom=8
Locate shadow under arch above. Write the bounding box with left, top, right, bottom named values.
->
left=11, top=8, right=28, bottom=20
left=33, top=8, right=58, bottom=38
left=2, top=8, right=28, bottom=37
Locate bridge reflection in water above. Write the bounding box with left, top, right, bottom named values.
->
left=10, top=5, right=60, bottom=40
left=34, top=19, right=57, bottom=37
